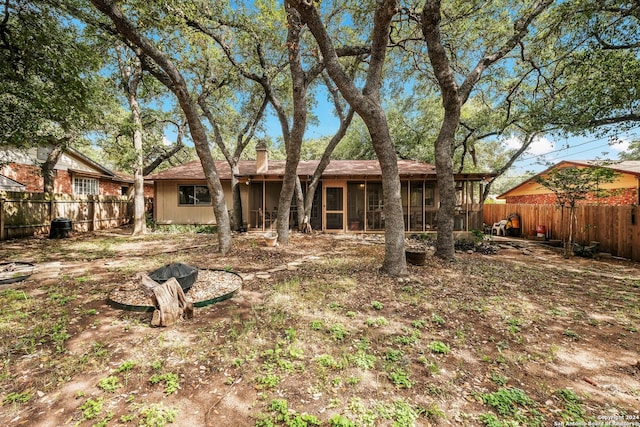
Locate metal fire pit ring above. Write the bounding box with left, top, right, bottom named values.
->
left=0, top=262, right=35, bottom=285
left=108, top=268, right=242, bottom=312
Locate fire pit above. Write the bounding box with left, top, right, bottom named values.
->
left=108, top=269, right=242, bottom=312
left=148, top=263, right=198, bottom=293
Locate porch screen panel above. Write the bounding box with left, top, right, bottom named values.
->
left=409, top=182, right=423, bottom=231
left=366, top=183, right=384, bottom=230
left=325, top=187, right=343, bottom=230
left=347, top=183, right=365, bottom=231
left=424, top=183, right=436, bottom=229
left=249, top=183, right=264, bottom=229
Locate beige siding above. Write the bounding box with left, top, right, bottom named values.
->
left=155, top=181, right=234, bottom=225
left=505, top=168, right=638, bottom=198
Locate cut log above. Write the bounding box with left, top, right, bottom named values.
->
left=139, top=274, right=194, bottom=327
left=301, top=215, right=312, bottom=233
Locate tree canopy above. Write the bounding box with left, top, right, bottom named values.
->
left=0, top=0, right=107, bottom=149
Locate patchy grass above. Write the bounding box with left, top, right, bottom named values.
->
left=0, top=230, right=639, bottom=426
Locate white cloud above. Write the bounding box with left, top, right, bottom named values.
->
left=609, top=136, right=631, bottom=152
left=503, top=135, right=555, bottom=155
left=162, top=136, right=173, bottom=146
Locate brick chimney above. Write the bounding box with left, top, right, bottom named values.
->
left=256, top=140, right=268, bottom=174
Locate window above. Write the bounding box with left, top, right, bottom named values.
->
left=73, top=177, right=99, bottom=195
left=178, top=185, right=211, bottom=205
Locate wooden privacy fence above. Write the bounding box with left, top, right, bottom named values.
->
left=483, top=203, right=640, bottom=262
left=0, top=191, right=150, bottom=241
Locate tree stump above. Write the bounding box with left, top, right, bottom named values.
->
left=301, top=215, right=313, bottom=233
left=139, top=274, right=194, bottom=327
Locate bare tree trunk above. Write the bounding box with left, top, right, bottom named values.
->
left=294, top=177, right=305, bottom=231
left=422, top=0, right=553, bottom=259
left=422, top=1, right=460, bottom=260
left=231, top=165, right=243, bottom=231
left=288, top=0, right=407, bottom=276
left=276, top=4, right=306, bottom=245
left=41, top=142, right=65, bottom=194
left=117, top=52, right=146, bottom=236
left=91, top=0, right=232, bottom=253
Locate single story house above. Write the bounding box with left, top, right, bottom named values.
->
left=498, top=160, right=640, bottom=205
left=146, top=148, right=493, bottom=233
left=0, top=146, right=153, bottom=197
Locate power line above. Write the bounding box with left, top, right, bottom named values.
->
left=516, top=134, right=612, bottom=162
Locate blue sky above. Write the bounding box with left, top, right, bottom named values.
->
left=505, top=130, right=638, bottom=174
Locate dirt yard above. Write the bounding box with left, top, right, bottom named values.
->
left=0, top=228, right=639, bottom=427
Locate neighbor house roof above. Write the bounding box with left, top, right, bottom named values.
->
left=146, top=159, right=494, bottom=181
left=0, top=174, right=26, bottom=191
left=498, top=160, right=640, bottom=199
left=568, top=160, right=640, bottom=176
left=64, top=147, right=118, bottom=178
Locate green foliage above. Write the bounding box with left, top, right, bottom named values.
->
left=97, top=376, right=122, bottom=393
left=138, top=403, right=178, bottom=427
left=430, top=313, right=446, bottom=325
left=328, top=324, right=349, bottom=341
left=535, top=165, right=618, bottom=209
left=79, top=397, right=104, bottom=420
left=418, top=402, right=446, bottom=421
left=535, top=164, right=618, bottom=254
left=327, top=414, right=355, bottom=427
left=117, top=360, right=137, bottom=373
left=366, top=317, right=388, bottom=327
left=316, top=354, right=340, bottom=369
left=0, top=0, right=108, bottom=150
left=309, top=320, right=324, bottom=331
left=411, top=319, right=426, bottom=329
left=428, top=341, right=450, bottom=354
left=349, top=350, right=376, bottom=370
left=149, top=373, right=180, bottom=394
left=3, top=391, right=31, bottom=404
left=478, top=387, right=544, bottom=426
left=394, top=328, right=421, bottom=345
left=256, top=372, right=281, bottom=389
left=257, top=399, right=322, bottom=427
left=285, top=327, right=297, bottom=342
left=384, top=349, right=403, bottom=362
left=556, top=389, right=587, bottom=422
left=489, top=372, right=509, bottom=386
left=388, top=368, right=413, bottom=388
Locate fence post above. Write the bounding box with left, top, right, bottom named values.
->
left=49, top=195, right=55, bottom=223
left=92, top=196, right=97, bottom=231
left=0, top=197, right=5, bottom=241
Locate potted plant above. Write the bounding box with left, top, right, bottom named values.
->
left=264, top=231, right=278, bottom=247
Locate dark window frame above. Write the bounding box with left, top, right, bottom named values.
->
left=178, top=184, right=211, bottom=206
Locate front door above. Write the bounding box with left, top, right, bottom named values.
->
left=323, top=183, right=346, bottom=231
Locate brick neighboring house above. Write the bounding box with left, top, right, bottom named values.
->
left=0, top=146, right=153, bottom=197
left=498, top=160, right=640, bottom=205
